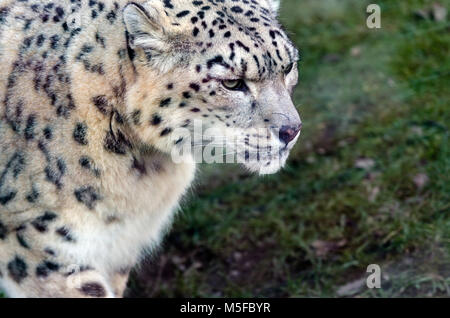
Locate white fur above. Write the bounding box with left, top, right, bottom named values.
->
left=268, top=0, right=281, bottom=14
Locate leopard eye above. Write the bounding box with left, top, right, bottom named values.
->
left=222, top=79, right=246, bottom=91
left=284, top=63, right=294, bottom=75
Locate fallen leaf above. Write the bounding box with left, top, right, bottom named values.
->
left=413, top=173, right=429, bottom=190
left=191, top=261, right=202, bottom=270
left=355, top=158, right=375, bottom=170
left=311, top=239, right=347, bottom=258
left=432, top=2, right=447, bottom=21
left=233, top=252, right=242, bottom=261
left=230, top=270, right=240, bottom=277
left=350, top=46, right=361, bottom=57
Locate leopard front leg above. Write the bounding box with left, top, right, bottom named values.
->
left=1, top=261, right=116, bottom=298
left=0, top=215, right=118, bottom=298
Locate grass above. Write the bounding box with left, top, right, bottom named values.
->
left=127, top=0, right=449, bottom=298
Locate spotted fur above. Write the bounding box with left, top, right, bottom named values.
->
left=0, top=0, right=300, bottom=297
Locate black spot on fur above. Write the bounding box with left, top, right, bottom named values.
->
left=92, top=95, right=109, bottom=114
left=189, top=83, right=200, bottom=92
left=160, top=128, right=172, bottom=136
left=95, top=32, right=106, bottom=48
left=24, top=115, right=37, bottom=140
left=106, top=10, right=116, bottom=24
left=6, top=99, right=24, bottom=133
left=151, top=114, right=162, bottom=126
left=0, top=191, right=16, bottom=205
left=16, top=230, right=30, bottom=249
left=0, top=7, right=10, bottom=25
left=8, top=256, right=28, bottom=283
left=192, top=27, right=199, bottom=37
left=163, top=0, right=174, bottom=9
left=131, top=109, right=141, bottom=125
left=74, top=186, right=101, bottom=210
left=36, top=34, right=46, bottom=46
left=56, top=227, right=75, bottom=242
left=0, top=152, right=25, bottom=205
left=0, top=221, right=7, bottom=240
left=73, top=122, right=88, bottom=145
left=79, top=282, right=106, bottom=297
left=176, top=10, right=190, bottom=18
left=207, top=55, right=229, bottom=69
left=236, top=40, right=250, bottom=52
left=79, top=156, right=101, bottom=177
left=55, top=6, right=65, bottom=17
left=45, top=158, right=66, bottom=189
left=159, top=98, right=171, bottom=107
left=269, top=30, right=276, bottom=39
left=231, top=6, right=244, bottom=14
left=31, top=212, right=57, bottom=233
left=43, top=126, right=53, bottom=140
left=12, top=152, right=25, bottom=178
left=50, top=35, right=60, bottom=50
left=44, top=248, right=56, bottom=256
left=36, top=261, right=60, bottom=278
left=104, top=130, right=129, bottom=155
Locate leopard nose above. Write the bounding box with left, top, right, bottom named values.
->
left=279, top=124, right=301, bottom=145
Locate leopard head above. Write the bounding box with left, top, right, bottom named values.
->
left=123, top=0, right=301, bottom=174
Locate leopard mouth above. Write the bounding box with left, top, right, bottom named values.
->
left=238, top=147, right=290, bottom=175
left=236, top=131, right=299, bottom=175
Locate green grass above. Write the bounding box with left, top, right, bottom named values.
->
left=127, top=0, right=450, bottom=298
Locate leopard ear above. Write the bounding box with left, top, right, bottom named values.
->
left=123, top=2, right=170, bottom=54
left=267, top=0, right=281, bottom=15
